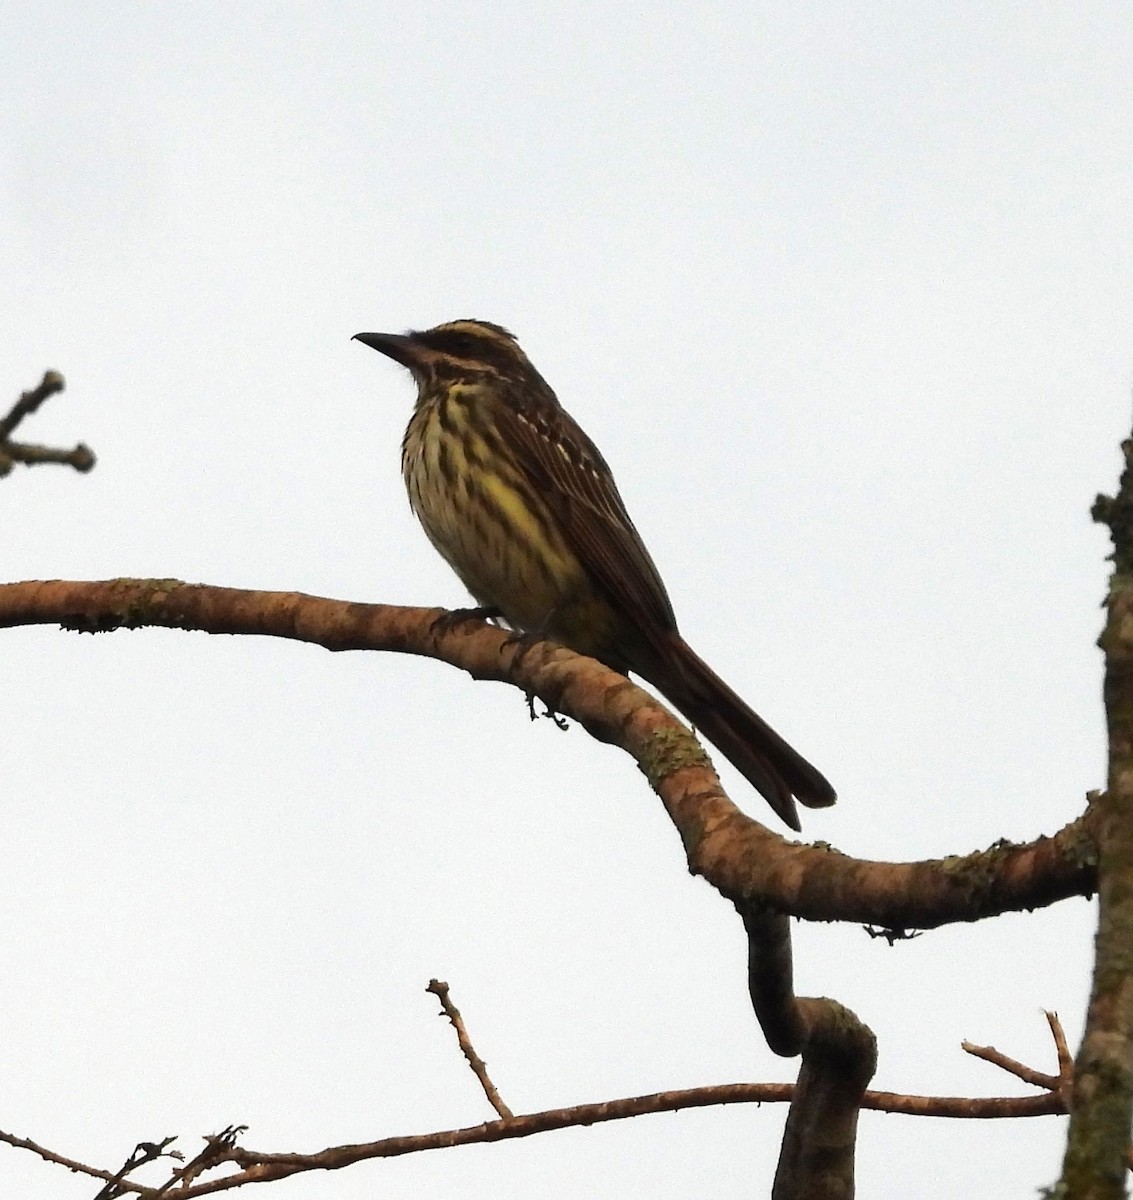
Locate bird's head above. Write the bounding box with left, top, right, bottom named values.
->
left=354, top=319, right=544, bottom=398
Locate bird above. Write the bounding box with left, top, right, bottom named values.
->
left=354, top=319, right=835, bottom=830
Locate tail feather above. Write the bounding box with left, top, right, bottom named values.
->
left=641, top=635, right=836, bottom=832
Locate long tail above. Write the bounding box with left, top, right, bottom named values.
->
left=643, top=634, right=836, bottom=832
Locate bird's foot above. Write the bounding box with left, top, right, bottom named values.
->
left=430, top=605, right=503, bottom=637
left=500, top=629, right=570, bottom=728
left=526, top=691, right=569, bottom=729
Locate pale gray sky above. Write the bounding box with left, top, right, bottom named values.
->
left=4, top=3, right=1128, bottom=1196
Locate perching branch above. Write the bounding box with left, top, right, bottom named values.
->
left=0, top=575, right=1100, bottom=1198
left=0, top=579, right=1094, bottom=931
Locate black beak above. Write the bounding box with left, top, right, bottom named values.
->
left=353, top=331, right=424, bottom=371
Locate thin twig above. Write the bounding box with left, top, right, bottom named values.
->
left=0, top=1082, right=1073, bottom=1199
left=2, top=439, right=95, bottom=473
left=426, top=979, right=513, bottom=1118
left=1045, top=1010, right=1072, bottom=1079
left=0, top=1130, right=121, bottom=1185
left=0, top=370, right=65, bottom=440
left=961, top=1040, right=1059, bottom=1091
left=91, top=1136, right=181, bottom=1200
left=0, top=370, right=96, bottom=476
left=139, top=1088, right=1071, bottom=1198
left=151, top=1126, right=247, bottom=1196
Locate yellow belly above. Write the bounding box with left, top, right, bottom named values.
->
left=402, top=395, right=620, bottom=654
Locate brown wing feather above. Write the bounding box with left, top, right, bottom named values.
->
left=490, top=380, right=836, bottom=827
left=493, top=390, right=679, bottom=636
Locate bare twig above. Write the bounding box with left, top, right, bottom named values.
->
left=151, top=1126, right=247, bottom=1195
left=0, top=1130, right=121, bottom=1186
left=961, top=1040, right=1060, bottom=1091
left=427, top=979, right=513, bottom=1118
left=0, top=1077, right=1075, bottom=1199
left=0, top=370, right=65, bottom=440
left=91, top=1136, right=181, bottom=1200
left=961, top=1010, right=1133, bottom=1177
left=962, top=1010, right=1084, bottom=1099
left=1044, top=1010, right=1074, bottom=1110
left=2, top=439, right=95, bottom=473
left=0, top=370, right=96, bottom=476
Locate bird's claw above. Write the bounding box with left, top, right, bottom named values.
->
left=430, top=605, right=503, bottom=637
left=526, top=691, right=569, bottom=729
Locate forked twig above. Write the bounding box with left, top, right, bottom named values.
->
left=0, top=370, right=95, bottom=476
left=962, top=1010, right=1071, bottom=1095
left=91, top=1135, right=181, bottom=1199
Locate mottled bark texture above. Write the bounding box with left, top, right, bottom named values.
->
left=1059, top=446, right=1133, bottom=1197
